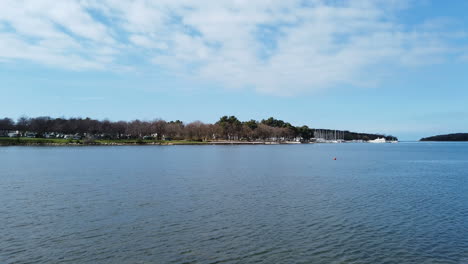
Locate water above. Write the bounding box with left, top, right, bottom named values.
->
left=0, top=143, right=467, bottom=264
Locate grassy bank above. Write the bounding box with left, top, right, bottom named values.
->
left=0, top=137, right=302, bottom=146
left=0, top=137, right=209, bottom=146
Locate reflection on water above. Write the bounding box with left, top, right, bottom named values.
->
left=1, top=143, right=467, bottom=263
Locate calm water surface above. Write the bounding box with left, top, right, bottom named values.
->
left=1, top=143, right=467, bottom=263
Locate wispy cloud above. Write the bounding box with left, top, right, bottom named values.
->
left=0, top=0, right=466, bottom=95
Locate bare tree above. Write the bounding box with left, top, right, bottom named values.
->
left=0, top=118, right=15, bottom=131
left=0, top=115, right=395, bottom=141
left=151, top=120, right=167, bottom=139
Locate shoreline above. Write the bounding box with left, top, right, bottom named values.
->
left=0, top=138, right=304, bottom=146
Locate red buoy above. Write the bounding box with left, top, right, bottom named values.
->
left=333, top=157, right=337, bottom=160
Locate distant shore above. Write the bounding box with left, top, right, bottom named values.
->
left=0, top=137, right=304, bottom=146
left=420, top=133, right=468, bottom=142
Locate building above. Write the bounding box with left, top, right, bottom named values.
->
left=8, top=131, right=21, bottom=138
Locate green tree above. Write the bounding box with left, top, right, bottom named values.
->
left=243, top=119, right=258, bottom=130
left=216, top=116, right=242, bottom=140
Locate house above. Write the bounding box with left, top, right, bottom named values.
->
left=8, top=131, right=20, bottom=138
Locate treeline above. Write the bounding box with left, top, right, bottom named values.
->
left=0, top=116, right=397, bottom=142
left=343, top=131, right=397, bottom=141
left=420, top=133, right=468, bottom=141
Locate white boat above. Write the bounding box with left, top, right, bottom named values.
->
left=368, top=138, right=386, bottom=143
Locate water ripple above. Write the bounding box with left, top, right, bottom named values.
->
left=0, top=144, right=467, bottom=263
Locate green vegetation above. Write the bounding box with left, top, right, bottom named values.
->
left=0, top=137, right=210, bottom=146
left=420, top=133, right=468, bottom=141
left=94, top=139, right=209, bottom=145
left=0, top=137, right=73, bottom=145
left=0, top=115, right=398, bottom=144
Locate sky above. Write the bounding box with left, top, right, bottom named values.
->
left=1, top=0, right=468, bottom=140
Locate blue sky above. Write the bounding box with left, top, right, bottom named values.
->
left=1, top=0, right=468, bottom=140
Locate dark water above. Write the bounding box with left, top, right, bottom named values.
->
left=1, top=143, right=467, bottom=264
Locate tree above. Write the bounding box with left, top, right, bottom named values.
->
left=151, top=120, right=167, bottom=140
left=253, top=124, right=273, bottom=141
left=16, top=116, right=30, bottom=133
left=166, top=121, right=184, bottom=139
left=30, top=116, right=52, bottom=135
left=261, top=117, right=292, bottom=128
left=216, top=116, right=242, bottom=140
left=0, top=118, right=15, bottom=131
left=243, top=119, right=258, bottom=130
left=297, top=125, right=313, bottom=140
left=0, top=115, right=398, bottom=142
left=185, top=121, right=206, bottom=141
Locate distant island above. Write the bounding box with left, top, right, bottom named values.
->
left=420, top=133, right=468, bottom=142
left=0, top=116, right=397, bottom=146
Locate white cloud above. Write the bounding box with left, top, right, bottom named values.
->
left=0, top=0, right=466, bottom=95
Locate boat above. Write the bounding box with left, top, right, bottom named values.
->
left=368, top=138, right=386, bottom=143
